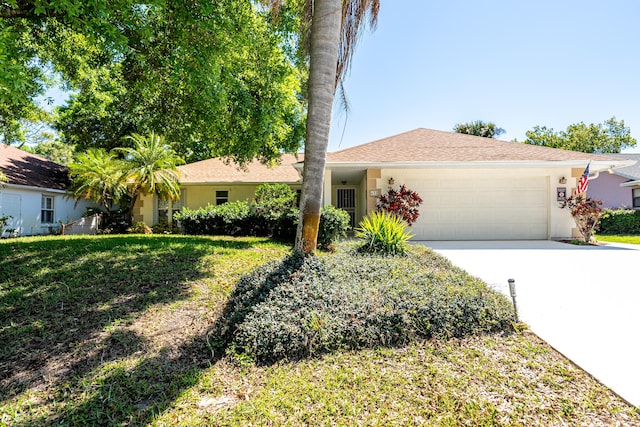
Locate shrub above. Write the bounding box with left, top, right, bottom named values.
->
left=355, top=211, right=413, bottom=255
left=129, top=221, right=152, bottom=234
left=174, top=201, right=255, bottom=236
left=220, top=245, right=514, bottom=364
left=599, top=209, right=640, bottom=234
left=318, top=205, right=351, bottom=250
left=152, top=221, right=179, bottom=234
left=173, top=199, right=349, bottom=247
left=377, top=185, right=423, bottom=226
left=252, top=183, right=297, bottom=220
left=560, top=194, right=603, bottom=242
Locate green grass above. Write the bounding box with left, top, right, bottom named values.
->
left=1, top=235, right=637, bottom=426
left=596, top=234, right=640, bottom=244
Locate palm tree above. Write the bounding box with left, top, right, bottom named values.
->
left=117, top=132, right=184, bottom=223
left=268, top=0, right=379, bottom=254
left=68, top=148, right=129, bottom=219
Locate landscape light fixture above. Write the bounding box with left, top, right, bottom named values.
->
left=508, top=278, right=518, bottom=322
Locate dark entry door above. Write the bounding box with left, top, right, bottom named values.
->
left=336, top=188, right=356, bottom=228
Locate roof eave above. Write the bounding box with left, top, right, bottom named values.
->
left=620, top=180, right=640, bottom=188
left=179, top=179, right=302, bottom=185
left=1, top=182, right=70, bottom=193
left=322, top=160, right=633, bottom=170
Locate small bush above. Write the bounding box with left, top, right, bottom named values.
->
left=560, top=194, right=603, bottom=242
left=152, top=221, right=179, bottom=234
left=599, top=209, right=640, bottom=234
left=377, top=185, right=423, bottom=225
left=356, top=211, right=413, bottom=255
left=221, top=245, right=514, bottom=364
left=318, top=205, right=351, bottom=250
left=129, top=221, right=152, bottom=234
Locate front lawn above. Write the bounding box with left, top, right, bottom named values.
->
left=596, top=234, right=640, bottom=245
left=0, top=235, right=637, bottom=426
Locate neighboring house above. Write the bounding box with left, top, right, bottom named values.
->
left=587, top=153, right=640, bottom=209
left=137, top=128, right=634, bottom=240
left=0, top=143, right=95, bottom=236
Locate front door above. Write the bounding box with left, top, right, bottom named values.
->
left=336, top=188, right=356, bottom=228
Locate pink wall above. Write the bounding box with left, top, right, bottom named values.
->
left=588, top=173, right=633, bottom=208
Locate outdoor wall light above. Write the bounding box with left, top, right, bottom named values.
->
left=341, top=180, right=347, bottom=185
left=388, top=177, right=395, bottom=185
left=559, top=176, right=567, bottom=184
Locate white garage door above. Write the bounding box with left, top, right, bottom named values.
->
left=410, top=176, right=548, bottom=240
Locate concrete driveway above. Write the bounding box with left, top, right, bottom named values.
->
left=418, top=240, right=640, bottom=407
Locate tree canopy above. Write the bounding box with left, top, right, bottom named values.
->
left=1, top=1, right=306, bottom=164
left=453, top=120, right=505, bottom=139
left=522, top=117, right=636, bottom=153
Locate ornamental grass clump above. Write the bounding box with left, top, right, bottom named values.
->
left=355, top=211, right=413, bottom=255
left=220, top=244, right=515, bottom=364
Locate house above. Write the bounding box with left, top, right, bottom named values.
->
left=586, top=153, right=640, bottom=209
left=135, top=154, right=302, bottom=225
left=0, top=143, right=95, bottom=236
left=137, top=128, right=634, bottom=240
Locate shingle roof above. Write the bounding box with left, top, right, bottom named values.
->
left=0, top=143, right=70, bottom=190
left=603, top=153, right=640, bottom=180
left=178, top=153, right=302, bottom=183
left=326, top=128, right=620, bottom=163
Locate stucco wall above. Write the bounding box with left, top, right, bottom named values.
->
left=137, top=183, right=302, bottom=226
left=0, top=185, right=95, bottom=236
left=588, top=173, right=633, bottom=208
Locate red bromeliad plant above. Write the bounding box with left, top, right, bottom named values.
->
left=376, top=185, right=423, bottom=226
left=560, top=193, right=603, bottom=243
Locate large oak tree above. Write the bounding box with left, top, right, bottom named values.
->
left=1, top=1, right=306, bottom=164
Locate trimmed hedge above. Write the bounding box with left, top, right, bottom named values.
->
left=174, top=202, right=350, bottom=247
left=598, top=209, right=640, bottom=234
left=215, top=244, right=515, bottom=364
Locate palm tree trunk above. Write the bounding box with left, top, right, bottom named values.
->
left=294, top=0, right=342, bottom=255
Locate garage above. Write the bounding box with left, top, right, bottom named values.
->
left=407, top=175, right=549, bottom=240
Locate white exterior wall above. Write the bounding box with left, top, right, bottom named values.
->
left=377, top=167, right=576, bottom=240
left=0, top=184, right=95, bottom=236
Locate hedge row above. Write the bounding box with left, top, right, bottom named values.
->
left=598, top=209, right=640, bottom=234
left=173, top=202, right=351, bottom=249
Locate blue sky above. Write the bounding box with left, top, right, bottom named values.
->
left=329, top=0, right=640, bottom=153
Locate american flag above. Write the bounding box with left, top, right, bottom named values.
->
left=574, top=162, right=590, bottom=195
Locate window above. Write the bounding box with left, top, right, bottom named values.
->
left=41, top=195, right=54, bottom=224
left=157, top=198, right=170, bottom=223
left=157, top=191, right=185, bottom=223
left=633, top=188, right=640, bottom=208
left=215, top=190, right=229, bottom=205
